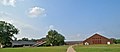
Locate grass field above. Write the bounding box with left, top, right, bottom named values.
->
left=0, top=46, right=68, bottom=52
left=74, top=44, right=120, bottom=52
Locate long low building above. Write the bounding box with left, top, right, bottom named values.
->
left=12, top=40, right=46, bottom=47
left=12, top=41, right=36, bottom=47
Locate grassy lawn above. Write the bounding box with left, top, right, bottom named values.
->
left=0, top=46, right=68, bottom=52
left=74, top=44, right=120, bottom=52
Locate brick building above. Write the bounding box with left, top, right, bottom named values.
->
left=83, top=33, right=113, bottom=45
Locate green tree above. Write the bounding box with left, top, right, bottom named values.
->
left=0, top=21, right=19, bottom=48
left=31, top=38, right=36, bottom=41
left=46, top=30, right=65, bottom=46
left=110, top=38, right=117, bottom=44
left=116, top=39, right=120, bottom=44
left=21, top=37, right=29, bottom=41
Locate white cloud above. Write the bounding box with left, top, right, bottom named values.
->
left=18, top=0, right=24, bottom=1
left=28, top=7, right=46, bottom=17
left=48, top=25, right=61, bottom=32
left=49, top=25, right=54, bottom=30
left=0, top=0, right=16, bottom=7
left=0, top=12, right=43, bottom=39
left=0, top=12, right=37, bottom=31
left=47, top=25, right=65, bottom=36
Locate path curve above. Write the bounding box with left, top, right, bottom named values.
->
left=67, top=45, right=76, bottom=52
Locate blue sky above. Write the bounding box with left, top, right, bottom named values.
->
left=0, top=0, right=120, bottom=41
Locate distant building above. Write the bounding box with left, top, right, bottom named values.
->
left=32, top=40, right=46, bottom=47
left=12, top=41, right=36, bottom=47
left=65, top=41, right=82, bottom=45
left=12, top=40, right=46, bottom=47
left=83, top=33, right=113, bottom=45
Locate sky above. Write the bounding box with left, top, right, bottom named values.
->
left=0, top=0, right=120, bottom=41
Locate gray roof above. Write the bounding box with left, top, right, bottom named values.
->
left=12, top=41, right=36, bottom=46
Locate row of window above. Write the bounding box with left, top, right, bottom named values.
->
left=92, top=38, right=101, bottom=39
left=92, top=40, right=102, bottom=44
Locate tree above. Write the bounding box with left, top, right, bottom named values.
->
left=116, top=39, right=120, bottom=44
left=14, top=37, right=17, bottom=41
left=31, top=38, right=36, bottom=41
left=0, top=21, right=19, bottom=48
left=45, top=30, right=65, bottom=46
left=110, top=38, right=117, bottom=44
left=21, top=37, right=29, bottom=41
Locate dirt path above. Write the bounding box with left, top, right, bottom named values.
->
left=67, top=45, right=76, bottom=52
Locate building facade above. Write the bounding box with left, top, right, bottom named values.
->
left=83, top=33, right=113, bottom=45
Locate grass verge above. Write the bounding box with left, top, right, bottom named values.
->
left=0, top=46, right=68, bottom=52
left=74, top=44, right=120, bottom=52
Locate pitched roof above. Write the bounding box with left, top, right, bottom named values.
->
left=12, top=41, right=36, bottom=45
left=84, top=33, right=110, bottom=41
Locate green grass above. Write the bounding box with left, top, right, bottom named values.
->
left=74, top=44, right=120, bottom=52
left=0, top=46, right=68, bottom=52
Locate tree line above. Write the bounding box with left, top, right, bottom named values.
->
left=0, top=21, right=65, bottom=48
left=110, top=38, right=120, bottom=44
left=17, top=30, right=65, bottom=46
